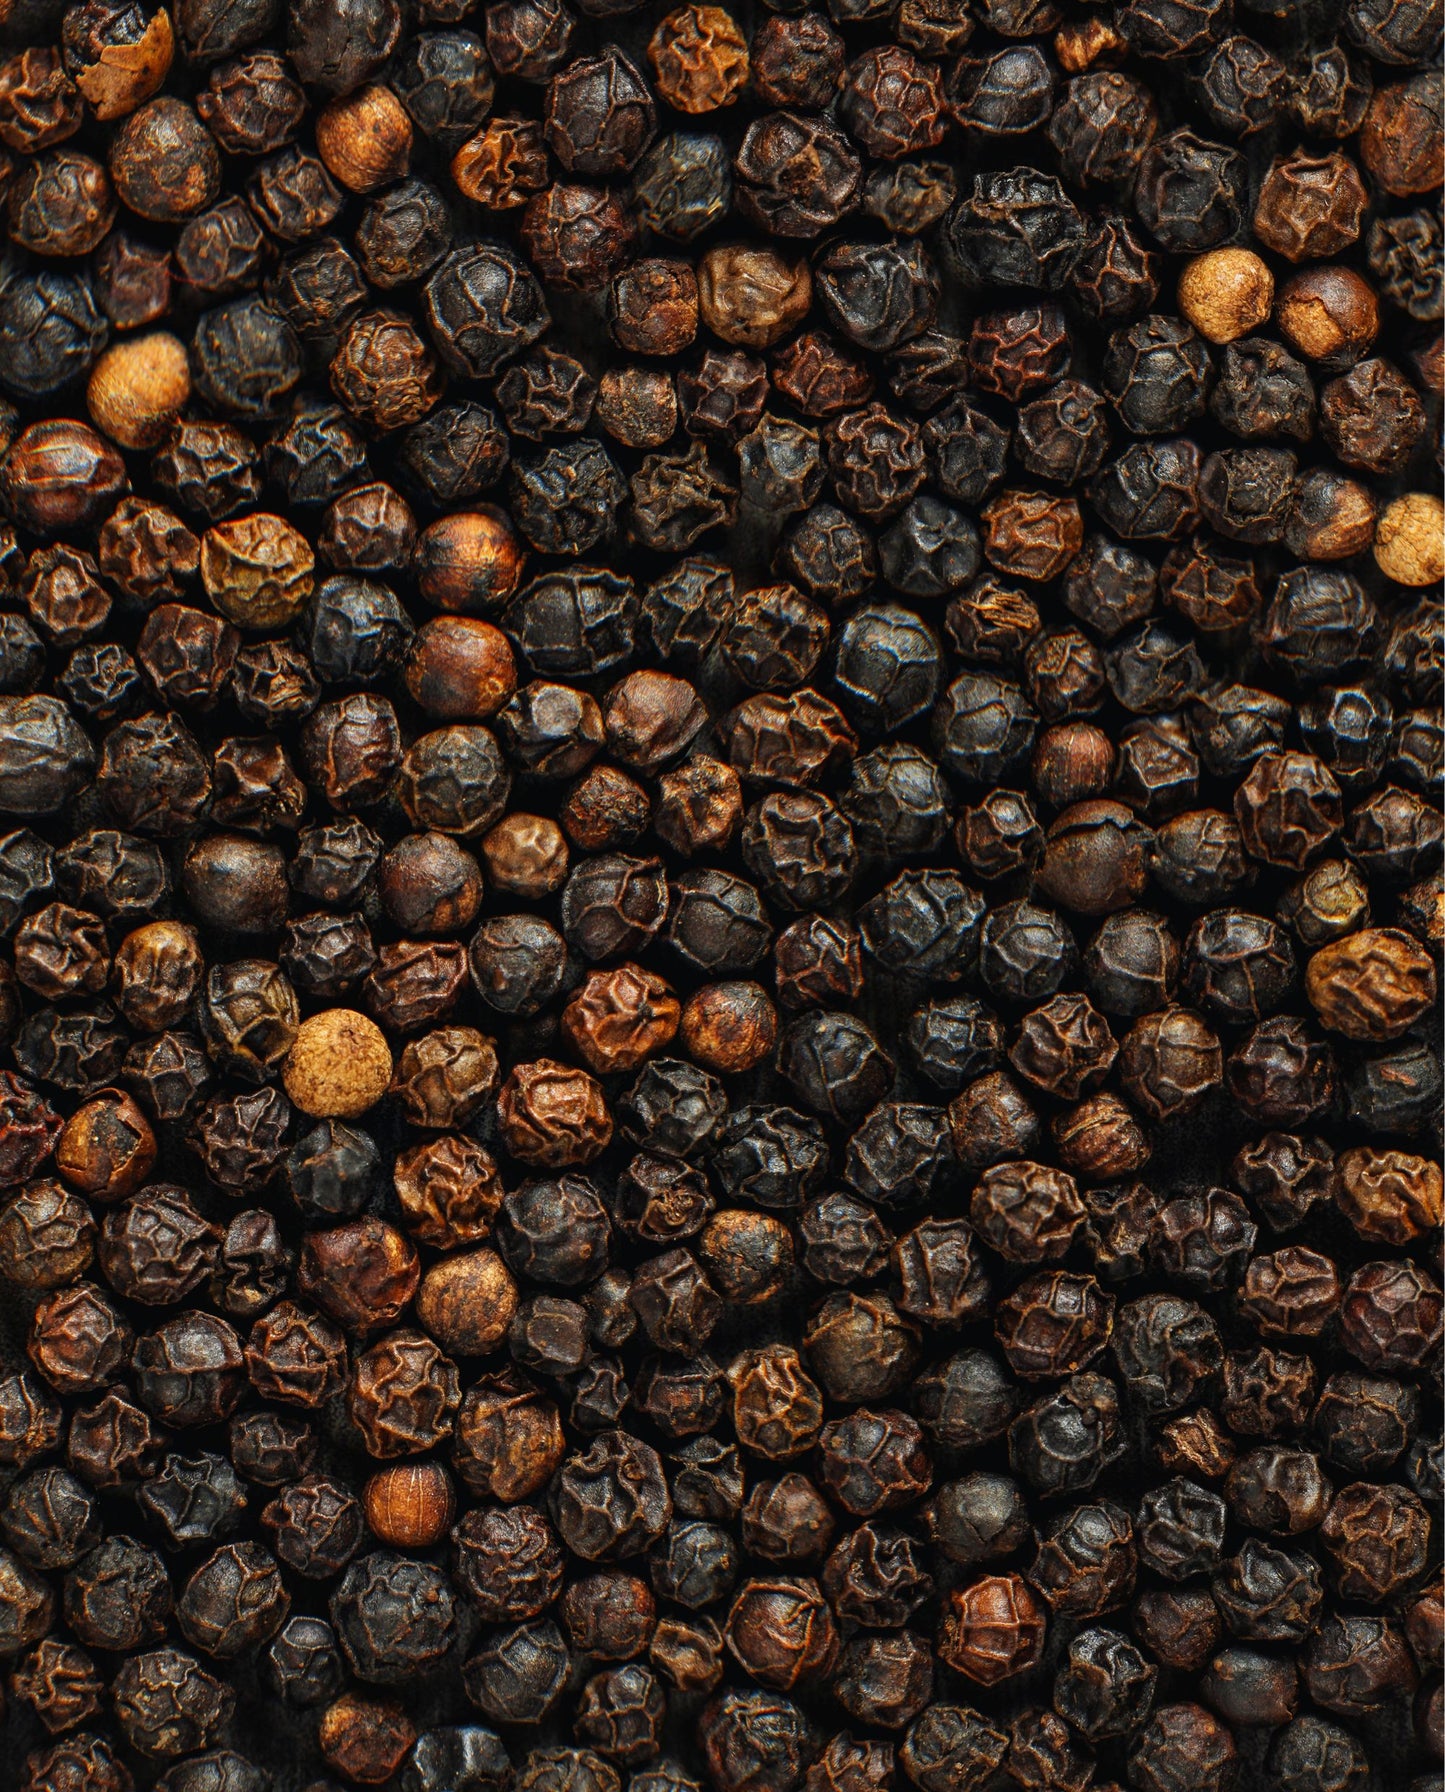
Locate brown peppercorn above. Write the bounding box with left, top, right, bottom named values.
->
left=416, top=1250, right=518, bottom=1356
left=1254, top=151, right=1369, bottom=262
left=1, top=419, right=129, bottom=537
left=282, top=1010, right=393, bottom=1119
left=64, top=2, right=174, bottom=122
left=1305, top=928, right=1437, bottom=1041
left=109, top=97, right=220, bottom=222
left=654, top=757, right=742, bottom=856
left=319, top=1692, right=416, bottom=1786
left=414, top=510, right=526, bottom=614
left=938, top=1574, right=1046, bottom=1686
left=362, top=1461, right=456, bottom=1550
left=86, top=332, right=190, bottom=450
left=697, top=245, right=812, bottom=350
left=562, top=765, right=652, bottom=852
left=314, top=85, right=412, bottom=194
left=1177, top=249, right=1273, bottom=344
left=648, top=6, right=747, bottom=113
left=610, top=259, right=699, bottom=358
left=680, top=982, right=779, bottom=1075
left=1336, top=1147, right=1443, bottom=1246
left=481, top=813, right=569, bottom=899
left=201, top=513, right=314, bottom=631
left=1276, top=266, right=1379, bottom=368
left=404, top=617, right=517, bottom=720
left=497, top=1060, right=613, bottom=1168
left=451, top=118, right=549, bottom=209
left=1360, top=71, right=1444, bottom=198
left=298, top=1217, right=419, bottom=1334
left=1036, top=801, right=1151, bottom=917
left=563, top=964, right=681, bottom=1075
left=54, top=1090, right=155, bottom=1203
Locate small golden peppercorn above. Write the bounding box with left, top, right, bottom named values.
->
left=1177, top=249, right=1274, bottom=344
left=562, top=962, right=681, bottom=1074
left=112, top=919, right=204, bottom=1033
left=680, top=980, right=779, bottom=1073
left=283, top=1010, right=394, bottom=1118
left=415, top=1249, right=518, bottom=1355
left=648, top=6, right=749, bottom=114
left=314, top=84, right=413, bottom=193
left=363, top=1461, right=456, bottom=1549
left=200, top=512, right=315, bottom=629
left=54, top=1088, right=156, bottom=1203
left=480, top=812, right=569, bottom=898
left=86, top=331, right=190, bottom=449
left=1373, top=493, right=1445, bottom=587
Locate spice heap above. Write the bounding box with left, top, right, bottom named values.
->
left=0, top=0, right=1439, bottom=1786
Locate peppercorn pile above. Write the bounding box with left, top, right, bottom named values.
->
left=0, top=0, right=1440, bottom=1786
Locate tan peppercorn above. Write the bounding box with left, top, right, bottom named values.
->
left=1276, top=266, right=1379, bottom=367
left=314, top=84, right=412, bottom=193
left=1305, top=927, right=1437, bottom=1041
left=70, top=5, right=174, bottom=120
left=363, top=1462, right=456, bottom=1549
left=54, top=1089, right=156, bottom=1202
left=86, top=331, right=189, bottom=449
left=680, top=980, right=779, bottom=1073
left=404, top=617, right=517, bottom=719
left=648, top=6, right=749, bottom=113
left=698, top=245, right=812, bottom=349
left=415, top=1249, right=518, bottom=1356
left=1337, top=1147, right=1443, bottom=1246
left=283, top=1010, right=393, bottom=1119
left=330, top=310, right=444, bottom=433
left=1158, top=1409, right=1236, bottom=1480
left=605, top=670, right=709, bottom=771
left=562, top=963, right=681, bottom=1074
left=1373, top=493, right=1445, bottom=587
left=200, top=513, right=315, bottom=629
left=1177, top=249, right=1274, bottom=344
left=497, top=1059, right=613, bottom=1167
left=480, top=813, right=569, bottom=898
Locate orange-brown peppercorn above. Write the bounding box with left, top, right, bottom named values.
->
left=315, top=85, right=413, bottom=193
left=86, top=332, right=190, bottom=450
left=681, top=981, right=779, bottom=1073
left=54, top=1090, right=156, bottom=1202
left=562, top=963, right=682, bottom=1074
left=405, top=617, right=517, bottom=719
left=497, top=1060, right=613, bottom=1167
left=415, top=1250, right=519, bottom=1356
left=939, top=1574, right=1047, bottom=1685
left=363, top=1462, right=457, bottom=1549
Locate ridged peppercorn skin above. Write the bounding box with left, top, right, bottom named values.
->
left=0, top=0, right=1436, bottom=1785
